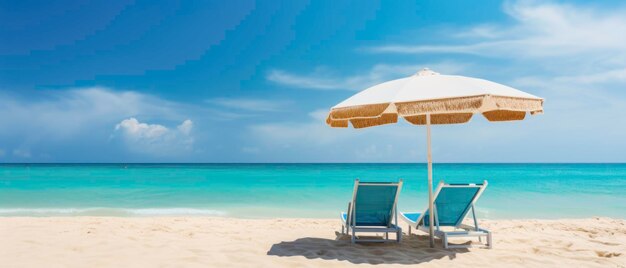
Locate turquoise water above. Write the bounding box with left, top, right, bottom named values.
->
left=0, top=164, right=624, bottom=219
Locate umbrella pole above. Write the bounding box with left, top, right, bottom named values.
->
left=426, top=113, right=435, bottom=248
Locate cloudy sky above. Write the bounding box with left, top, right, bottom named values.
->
left=1, top=0, right=626, bottom=163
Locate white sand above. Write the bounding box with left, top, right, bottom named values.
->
left=1, top=217, right=624, bottom=267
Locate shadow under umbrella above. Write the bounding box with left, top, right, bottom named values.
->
left=267, top=232, right=470, bottom=265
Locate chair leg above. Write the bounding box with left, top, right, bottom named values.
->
left=408, top=226, right=412, bottom=235
left=487, top=233, right=493, bottom=249
left=443, top=234, right=448, bottom=249
left=341, top=225, right=344, bottom=235
left=397, top=229, right=402, bottom=242
left=385, top=232, right=389, bottom=240
left=351, top=229, right=356, bottom=244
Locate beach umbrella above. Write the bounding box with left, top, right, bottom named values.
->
left=326, top=68, right=544, bottom=247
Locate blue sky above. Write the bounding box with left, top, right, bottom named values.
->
left=1, top=0, right=626, bottom=162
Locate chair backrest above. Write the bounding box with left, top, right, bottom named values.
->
left=350, top=179, right=403, bottom=227
left=422, top=181, right=487, bottom=227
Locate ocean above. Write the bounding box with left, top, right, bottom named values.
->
left=0, top=163, right=624, bottom=219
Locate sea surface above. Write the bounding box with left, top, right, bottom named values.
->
left=0, top=164, right=624, bottom=219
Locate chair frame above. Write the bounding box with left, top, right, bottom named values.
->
left=341, top=179, right=403, bottom=243
left=402, top=181, right=492, bottom=249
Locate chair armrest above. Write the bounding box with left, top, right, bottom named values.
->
left=346, top=202, right=352, bottom=226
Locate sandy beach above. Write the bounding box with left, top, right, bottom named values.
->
left=0, top=217, right=624, bottom=267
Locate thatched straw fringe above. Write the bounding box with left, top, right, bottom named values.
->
left=350, top=113, right=398, bottom=129
left=403, top=113, right=473, bottom=125
left=482, top=110, right=526, bottom=122
left=329, top=103, right=390, bottom=120
left=330, top=119, right=349, bottom=128
left=396, top=96, right=485, bottom=116
left=396, top=95, right=543, bottom=116
left=325, top=115, right=348, bottom=128
left=489, top=96, right=543, bottom=111
left=326, top=95, right=544, bottom=128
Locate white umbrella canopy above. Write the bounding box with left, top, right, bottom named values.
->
left=326, top=68, right=543, bottom=129
left=326, top=68, right=544, bottom=248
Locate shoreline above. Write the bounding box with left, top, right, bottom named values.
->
left=1, top=213, right=625, bottom=220
left=1, top=217, right=624, bottom=267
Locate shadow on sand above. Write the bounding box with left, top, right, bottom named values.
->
left=267, top=232, right=471, bottom=265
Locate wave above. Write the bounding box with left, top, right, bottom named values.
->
left=0, top=207, right=227, bottom=217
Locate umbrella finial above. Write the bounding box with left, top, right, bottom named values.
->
left=415, top=68, right=439, bottom=76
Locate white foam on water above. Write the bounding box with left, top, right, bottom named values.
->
left=0, top=208, right=227, bottom=217
left=127, top=208, right=227, bottom=216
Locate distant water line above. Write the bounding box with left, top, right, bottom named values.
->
left=0, top=163, right=624, bottom=218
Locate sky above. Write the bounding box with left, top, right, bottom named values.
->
left=1, top=0, right=626, bottom=163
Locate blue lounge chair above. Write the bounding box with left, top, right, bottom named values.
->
left=400, top=181, right=492, bottom=249
left=341, top=179, right=403, bottom=243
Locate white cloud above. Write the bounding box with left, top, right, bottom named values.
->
left=553, top=68, right=626, bottom=84
left=0, top=87, right=200, bottom=160
left=369, top=2, right=626, bottom=55
left=249, top=109, right=423, bottom=162
left=177, top=120, right=193, bottom=135
left=308, top=109, right=329, bottom=121
left=267, top=63, right=468, bottom=91
left=250, top=109, right=352, bottom=145
left=115, top=118, right=170, bottom=140
left=114, top=118, right=194, bottom=155
left=366, top=1, right=626, bottom=75
left=267, top=69, right=346, bottom=90
left=206, top=98, right=290, bottom=112
left=0, top=87, right=185, bottom=140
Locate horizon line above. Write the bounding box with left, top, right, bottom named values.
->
left=1, top=162, right=625, bottom=165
